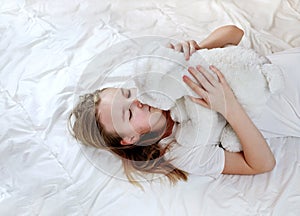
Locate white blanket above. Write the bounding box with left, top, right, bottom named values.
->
left=1, top=0, right=300, bottom=215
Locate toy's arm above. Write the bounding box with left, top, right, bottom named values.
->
left=198, top=25, right=244, bottom=49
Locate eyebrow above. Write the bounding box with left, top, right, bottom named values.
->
left=121, top=88, right=125, bottom=122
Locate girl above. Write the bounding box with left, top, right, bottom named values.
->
left=69, top=25, right=300, bottom=185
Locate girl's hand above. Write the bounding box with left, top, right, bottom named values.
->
left=166, top=40, right=201, bottom=60
left=183, top=65, right=239, bottom=119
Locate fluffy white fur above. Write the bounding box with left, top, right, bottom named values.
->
left=133, top=45, right=284, bottom=152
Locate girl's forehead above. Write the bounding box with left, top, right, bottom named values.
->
left=97, top=90, right=120, bottom=134
left=101, top=87, right=118, bottom=96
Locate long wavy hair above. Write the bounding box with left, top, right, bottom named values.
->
left=68, top=89, right=188, bottom=187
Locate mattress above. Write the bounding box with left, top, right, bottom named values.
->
left=1, top=0, right=300, bottom=215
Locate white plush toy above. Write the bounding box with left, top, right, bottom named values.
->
left=132, top=44, right=284, bottom=152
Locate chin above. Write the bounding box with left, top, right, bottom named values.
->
left=148, top=111, right=167, bottom=132
left=150, top=106, right=163, bottom=113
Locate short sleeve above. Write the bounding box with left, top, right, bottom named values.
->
left=164, top=141, right=225, bottom=178
left=235, top=25, right=252, bottom=49
left=238, top=34, right=251, bottom=49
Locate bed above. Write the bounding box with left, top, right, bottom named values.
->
left=1, top=0, right=300, bottom=215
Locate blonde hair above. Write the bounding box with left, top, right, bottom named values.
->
left=68, top=89, right=188, bottom=186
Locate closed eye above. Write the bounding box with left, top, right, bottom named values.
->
left=129, top=109, right=132, bottom=120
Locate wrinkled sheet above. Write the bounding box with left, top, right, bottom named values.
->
left=1, top=0, right=300, bottom=215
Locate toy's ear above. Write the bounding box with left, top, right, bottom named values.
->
left=120, top=135, right=140, bottom=145
left=261, top=64, right=284, bottom=93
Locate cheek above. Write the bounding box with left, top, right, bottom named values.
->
left=131, top=109, right=165, bottom=133
left=131, top=112, right=151, bottom=132
left=149, top=112, right=163, bottom=123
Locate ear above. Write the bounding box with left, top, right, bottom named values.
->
left=120, top=135, right=140, bottom=145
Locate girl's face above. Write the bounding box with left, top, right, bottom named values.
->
left=96, top=88, right=167, bottom=145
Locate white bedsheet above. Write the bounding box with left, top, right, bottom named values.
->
left=1, top=0, right=300, bottom=215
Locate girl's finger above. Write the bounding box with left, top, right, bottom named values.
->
left=188, top=67, right=213, bottom=92
left=174, top=43, right=182, bottom=52
left=166, top=42, right=175, bottom=49
left=189, top=96, right=210, bottom=109
left=189, top=43, right=196, bottom=56
left=183, top=75, right=208, bottom=99
left=196, top=65, right=218, bottom=86
left=209, top=65, right=226, bottom=83
left=182, top=42, right=190, bottom=60
left=189, top=40, right=200, bottom=55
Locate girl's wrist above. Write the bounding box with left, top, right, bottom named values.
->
left=196, top=41, right=204, bottom=50
left=222, top=100, right=243, bottom=121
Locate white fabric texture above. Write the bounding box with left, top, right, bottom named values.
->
left=254, top=47, right=300, bottom=138
left=1, top=0, right=300, bottom=215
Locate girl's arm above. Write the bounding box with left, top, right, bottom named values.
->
left=167, top=25, right=244, bottom=60
left=198, top=25, right=244, bottom=49
left=183, top=65, right=276, bottom=175
left=222, top=100, right=276, bottom=174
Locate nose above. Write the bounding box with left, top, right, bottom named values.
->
left=131, top=99, right=143, bottom=109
